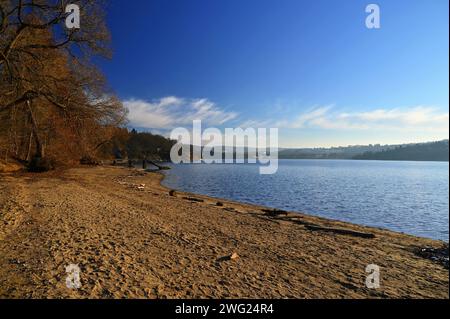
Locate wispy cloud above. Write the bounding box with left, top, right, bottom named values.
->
left=125, top=96, right=449, bottom=138
left=257, top=105, right=449, bottom=133
left=338, top=107, right=449, bottom=130
left=124, top=97, right=238, bottom=130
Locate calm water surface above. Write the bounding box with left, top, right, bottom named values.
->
left=161, top=160, right=449, bottom=241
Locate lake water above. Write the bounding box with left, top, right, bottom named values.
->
left=160, top=160, right=449, bottom=241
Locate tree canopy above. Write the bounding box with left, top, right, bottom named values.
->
left=0, top=0, right=127, bottom=170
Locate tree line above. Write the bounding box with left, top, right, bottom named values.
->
left=353, top=140, right=449, bottom=162
left=101, top=128, right=175, bottom=163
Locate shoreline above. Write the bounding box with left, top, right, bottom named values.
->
left=278, top=158, right=450, bottom=163
left=157, top=162, right=449, bottom=243
left=0, top=166, right=448, bottom=298
left=159, top=169, right=446, bottom=243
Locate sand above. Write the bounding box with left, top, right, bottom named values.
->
left=0, top=166, right=448, bottom=299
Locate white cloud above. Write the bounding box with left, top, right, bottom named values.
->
left=271, top=105, right=449, bottom=133
left=124, top=96, right=238, bottom=130
left=277, top=106, right=334, bottom=129
left=339, top=107, right=449, bottom=128
left=125, top=96, right=448, bottom=138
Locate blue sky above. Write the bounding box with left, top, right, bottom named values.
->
left=99, top=0, right=449, bottom=147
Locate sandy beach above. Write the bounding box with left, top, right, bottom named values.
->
left=0, top=166, right=448, bottom=299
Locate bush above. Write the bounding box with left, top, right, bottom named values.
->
left=28, top=157, right=55, bottom=172
left=80, top=156, right=101, bottom=166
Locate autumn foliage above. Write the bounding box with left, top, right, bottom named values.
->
left=0, top=0, right=127, bottom=170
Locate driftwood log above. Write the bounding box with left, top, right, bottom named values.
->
left=147, top=160, right=170, bottom=170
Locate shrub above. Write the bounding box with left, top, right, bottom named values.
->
left=28, top=157, right=55, bottom=172
left=80, top=156, right=101, bottom=166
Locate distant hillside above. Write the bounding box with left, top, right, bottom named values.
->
left=353, top=140, right=449, bottom=162
left=278, top=140, right=449, bottom=162
left=279, top=144, right=397, bottom=160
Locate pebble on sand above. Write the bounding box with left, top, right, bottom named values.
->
left=230, top=252, right=239, bottom=260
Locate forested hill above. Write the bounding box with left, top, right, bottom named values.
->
left=353, top=140, right=449, bottom=162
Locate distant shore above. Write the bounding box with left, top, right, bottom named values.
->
left=0, top=166, right=448, bottom=298
left=279, top=158, right=450, bottom=162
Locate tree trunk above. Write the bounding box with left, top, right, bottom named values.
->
left=25, top=130, right=34, bottom=162
left=26, top=100, right=44, bottom=159
left=147, top=160, right=168, bottom=170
